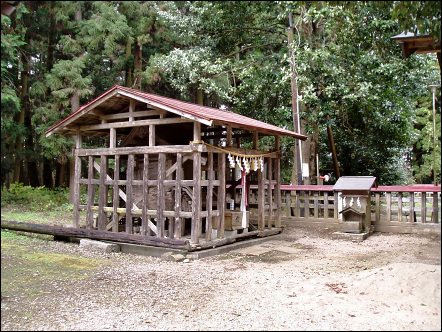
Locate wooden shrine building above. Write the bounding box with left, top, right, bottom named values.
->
left=45, top=85, right=307, bottom=251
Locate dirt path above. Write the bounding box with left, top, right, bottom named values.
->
left=1, top=224, right=440, bottom=331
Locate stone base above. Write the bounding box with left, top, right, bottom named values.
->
left=79, top=239, right=120, bottom=253
left=332, top=231, right=370, bottom=242
left=341, top=221, right=363, bottom=234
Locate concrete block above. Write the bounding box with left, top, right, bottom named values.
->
left=79, top=239, right=120, bottom=253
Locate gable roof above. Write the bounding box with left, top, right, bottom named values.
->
left=45, top=85, right=307, bottom=140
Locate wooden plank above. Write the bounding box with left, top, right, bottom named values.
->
left=410, top=192, right=415, bottom=223
left=98, top=155, right=107, bottom=230
left=206, top=152, right=214, bottom=240
left=86, top=156, right=95, bottom=229
left=149, top=125, right=155, bottom=146
left=421, top=192, right=426, bottom=223
left=76, top=145, right=194, bottom=157
left=1, top=220, right=190, bottom=250
left=126, top=154, right=134, bottom=234
left=324, top=191, right=329, bottom=220
left=112, top=155, right=120, bottom=232
left=375, top=192, right=380, bottom=223
left=142, top=154, right=149, bottom=236
left=398, top=192, right=403, bottom=222
left=432, top=192, right=439, bottom=224
left=267, top=158, right=273, bottom=228
left=80, top=117, right=193, bottom=131
left=217, top=153, right=226, bottom=238
left=258, top=165, right=265, bottom=231
left=157, top=153, right=166, bottom=237
left=275, top=155, right=281, bottom=227
left=191, top=152, right=202, bottom=243
left=193, top=122, right=201, bottom=142
left=174, top=153, right=183, bottom=239
left=386, top=192, right=391, bottom=221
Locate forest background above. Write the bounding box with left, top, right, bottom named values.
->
left=1, top=1, right=441, bottom=195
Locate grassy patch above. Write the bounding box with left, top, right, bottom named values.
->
left=1, top=230, right=107, bottom=300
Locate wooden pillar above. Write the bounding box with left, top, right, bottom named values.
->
left=110, top=128, right=116, bottom=148
left=258, top=162, right=265, bottom=231
left=98, top=155, right=107, bottom=230
left=194, top=122, right=201, bottom=142
left=205, top=152, right=214, bottom=240
left=410, top=192, right=415, bottom=223
left=142, top=154, right=150, bottom=236
left=217, top=153, right=226, bottom=238
left=129, top=99, right=135, bottom=122
left=174, top=153, right=183, bottom=239
left=324, top=191, right=329, bottom=220
left=226, top=126, right=233, bottom=147
left=191, top=151, right=202, bottom=243
left=86, top=156, right=95, bottom=229
left=375, top=192, right=380, bottom=224
left=432, top=191, right=439, bottom=224
left=267, top=158, right=273, bottom=228
left=126, top=154, right=134, bottom=234
left=157, top=153, right=166, bottom=237
left=421, top=192, right=426, bottom=223
left=73, top=133, right=82, bottom=228
left=149, top=125, right=155, bottom=147
left=275, top=136, right=281, bottom=227
left=112, top=155, right=120, bottom=232
left=398, top=192, right=403, bottom=222
left=253, top=131, right=258, bottom=150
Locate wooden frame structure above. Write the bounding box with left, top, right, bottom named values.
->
left=45, top=85, right=307, bottom=250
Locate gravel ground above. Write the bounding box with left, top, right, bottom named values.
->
left=1, top=223, right=441, bottom=331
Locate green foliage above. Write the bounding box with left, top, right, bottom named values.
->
left=1, top=183, right=71, bottom=211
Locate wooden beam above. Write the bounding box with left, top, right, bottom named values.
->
left=174, top=153, right=183, bottom=239
left=193, top=122, right=201, bottom=142
left=1, top=220, right=190, bottom=250
left=109, top=128, right=116, bottom=148
left=101, top=109, right=165, bottom=121
left=76, top=145, right=195, bottom=157
left=142, top=154, right=150, bottom=236
left=206, top=152, right=214, bottom=241
left=112, top=155, right=120, bottom=232
left=98, top=155, right=107, bottom=231
left=226, top=126, right=233, bottom=147
left=116, top=89, right=213, bottom=126
left=86, top=156, right=95, bottom=230
left=79, top=117, right=193, bottom=131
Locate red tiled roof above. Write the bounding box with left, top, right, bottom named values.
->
left=45, top=85, right=307, bottom=140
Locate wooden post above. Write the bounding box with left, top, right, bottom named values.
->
left=206, top=152, right=214, bottom=240
left=386, top=192, right=391, bottom=221
left=157, top=153, right=166, bottom=237
left=421, top=192, right=426, bottom=223
left=304, top=191, right=309, bottom=220
left=217, top=153, right=226, bottom=238
left=258, top=164, right=265, bottom=231
left=253, top=131, right=258, bottom=150
left=398, top=192, right=403, bottom=222
left=267, top=158, right=273, bottom=228
left=129, top=99, right=135, bottom=122
left=194, top=122, right=201, bottom=142
left=375, top=192, right=380, bottom=224
left=191, top=151, right=202, bottom=243
left=112, top=155, right=120, bottom=232
left=324, top=191, right=329, bottom=220
left=410, top=192, right=415, bottom=223
left=333, top=192, right=339, bottom=221
left=313, top=191, right=319, bottom=219
left=98, top=155, right=107, bottom=230
left=110, top=128, right=116, bottom=148
left=149, top=125, right=155, bottom=147
left=142, top=154, right=149, bottom=236
left=86, top=156, right=95, bottom=229
left=432, top=191, right=438, bottom=224
left=275, top=157, right=281, bottom=227
left=226, top=126, right=233, bottom=147
left=126, top=154, right=134, bottom=234
left=174, top=153, right=183, bottom=239
left=73, top=133, right=82, bottom=228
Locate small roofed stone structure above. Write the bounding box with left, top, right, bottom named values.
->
left=45, top=85, right=307, bottom=251
left=334, top=176, right=376, bottom=235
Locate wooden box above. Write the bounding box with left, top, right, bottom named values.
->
left=224, top=211, right=249, bottom=231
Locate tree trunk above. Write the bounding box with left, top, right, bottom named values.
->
left=133, top=40, right=143, bottom=89
left=125, top=38, right=133, bottom=87
left=43, top=159, right=54, bottom=188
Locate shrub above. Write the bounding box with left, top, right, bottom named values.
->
left=1, top=183, right=71, bottom=211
